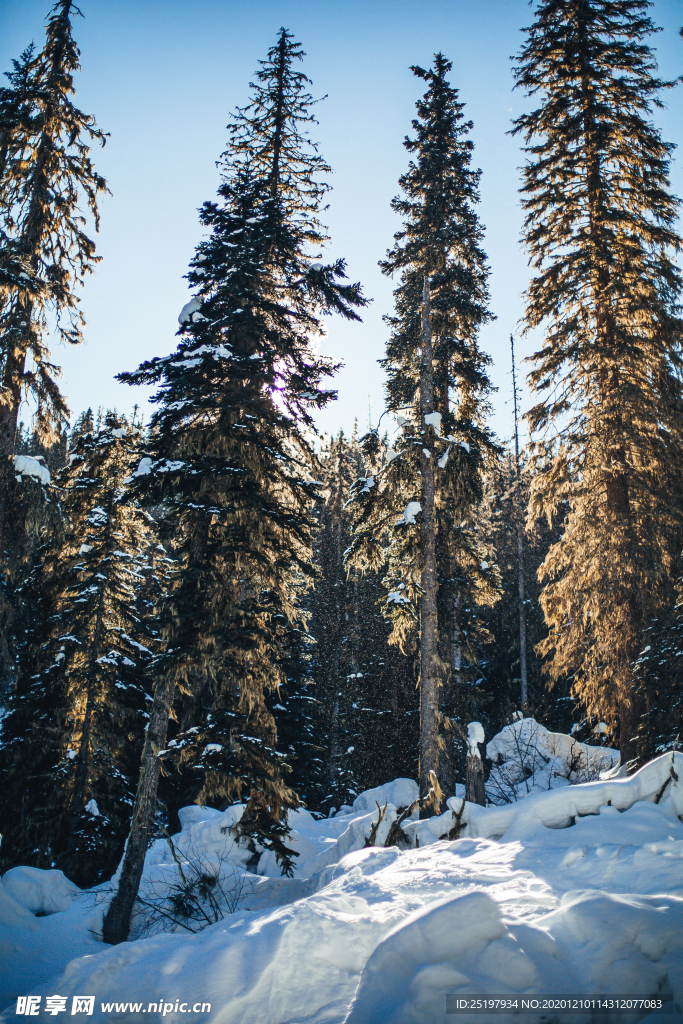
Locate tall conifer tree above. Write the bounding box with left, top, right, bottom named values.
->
left=347, top=56, right=498, bottom=812
left=513, top=0, right=683, bottom=762
left=0, top=0, right=108, bottom=554
left=103, top=29, right=365, bottom=943
left=0, top=416, right=164, bottom=886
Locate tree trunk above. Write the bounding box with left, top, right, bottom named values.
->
left=510, top=335, right=528, bottom=711
left=466, top=752, right=486, bottom=806
left=418, top=275, right=440, bottom=817
left=102, top=511, right=210, bottom=944
left=101, top=669, right=176, bottom=945
left=0, top=301, right=30, bottom=555
left=619, top=691, right=640, bottom=768
left=328, top=452, right=343, bottom=789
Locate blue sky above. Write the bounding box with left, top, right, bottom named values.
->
left=1, top=0, right=682, bottom=444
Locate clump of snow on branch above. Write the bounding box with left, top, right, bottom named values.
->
left=13, top=455, right=50, bottom=486
left=178, top=296, right=205, bottom=325
left=398, top=501, right=421, bottom=525
left=423, top=411, right=442, bottom=435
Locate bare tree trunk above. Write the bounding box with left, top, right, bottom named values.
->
left=466, top=753, right=486, bottom=806
left=101, top=669, right=176, bottom=944
left=418, top=276, right=440, bottom=817
left=510, top=335, right=528, bottom=711
left=102, top=511, right=210, bottom=944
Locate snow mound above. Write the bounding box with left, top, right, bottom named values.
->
left=352, top=778, right=418, bottom=813
left=1, top=867, right=78, bottom=916
left=176, top=805, right=224, bottom=831
left=345, top=887, right=683, bottom=1023
left=344, top=890, right=515, bottom=1023
left=403, top=751, right=682, bottom=848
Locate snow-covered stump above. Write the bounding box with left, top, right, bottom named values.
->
left=466, top=721, right=486, bottom=806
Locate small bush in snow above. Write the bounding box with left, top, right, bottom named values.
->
left=128, top=832, right=252, bottom=938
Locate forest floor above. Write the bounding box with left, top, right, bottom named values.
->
left=1, top=728, right=682, bottom=1023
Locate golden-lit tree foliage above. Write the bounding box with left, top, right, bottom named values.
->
left=513, top=0, right=683, bottom=761
left=0, top=1, right=108, bottom=550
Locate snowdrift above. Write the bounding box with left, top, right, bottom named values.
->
left=1, top=734, right=682, bottom=1023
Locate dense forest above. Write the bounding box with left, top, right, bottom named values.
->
left=1, top=0, right=682, bottom=948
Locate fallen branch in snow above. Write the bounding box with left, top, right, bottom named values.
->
left=364, top=802, right=388, bottom=847
left=439, top=797, right=467, bottom=841
left=384, top=801, right=419, bottom=849
left=654, top=740, right=679, bottom=805
left=401, top=750, right=683, bottom=849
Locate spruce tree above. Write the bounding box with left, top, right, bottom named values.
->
left=269, top=608, right=325, bottom=813
left=513, top=0, right=683, bottom=763
left=307, top=429, right=418, bottom=810
left=0, top=0, right=108, bottom=553
left=0, top=416, right=165, bottom=886
left=632, top=588, right=683, bottom=759
left=475, top=451, right=572, bottom=736
left=347, top=56, right=498, bottom=813
left=103, top=29, right=365, bottom=944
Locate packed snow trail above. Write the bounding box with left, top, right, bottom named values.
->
left=1, top=742, right=682, bottom=1022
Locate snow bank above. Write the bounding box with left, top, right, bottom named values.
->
left=5, top=793, right=683, bottom=1022
left=2, top=742, right=683, bottom=1022
left=404, top=751, right=683, bottom=849
left=0, top=878, right=103, bottom=1013
left=345, top=887, right=683, bottom=1023
left=1, top=867, right=78, bottom=916
left=351, top=778, right=418, bottom=813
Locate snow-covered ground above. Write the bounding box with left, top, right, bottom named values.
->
left=1, top=723, right=682, bottom=1023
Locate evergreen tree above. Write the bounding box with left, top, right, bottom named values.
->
left=0, top=0, right=108, bottom=553
left=347, top=56, right=498, bottom=812
left=632, top=583, right=683, bottom=760
left=269, top=621, right=323, bottom=811
left=475, top=451, right=573, bottom=738
left=0, top=45, right=39, bottom=297
left=0, top=415, right=165, bottom=886
left=103, top=29, right=365, bottom=943
left=303, top=430, right=418, bottom=812
left=513, top=0, right=683, bottom=763
left=310, top=432, right=364, bottom=810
